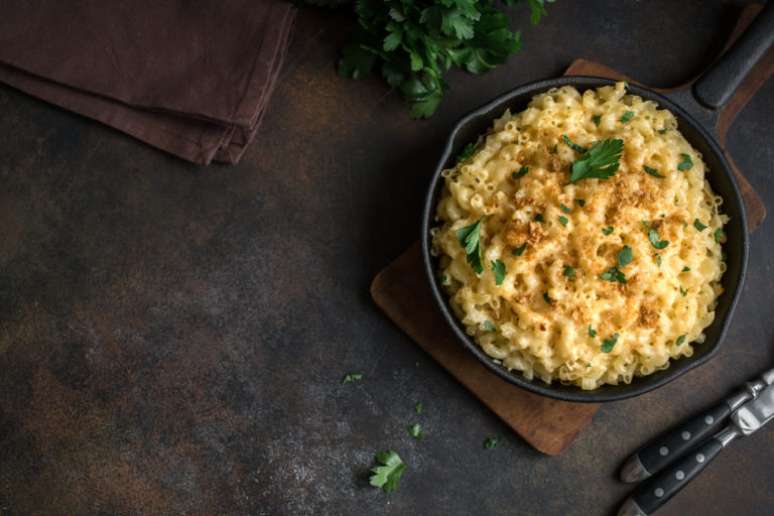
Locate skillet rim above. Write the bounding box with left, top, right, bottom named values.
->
left=421, top=75, right=749, bottom=403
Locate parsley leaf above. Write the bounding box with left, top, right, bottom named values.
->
left=676, top=335, right=686, bottom=346
left=682, top=266, right=690, bottom=272
left=415, top=402, right=423, bottom=414
left=714, top=228, right=725, bottom=243
left=648, top=228, right=669, bottom=249
left=588, top=325, right=597, bottom=338
left=491, top=259, right=506, bottom=286
left=602, top=226, right=614, bottom=236
left=600, top=267, right=626, bottom=283
left=560, top=203, right=572, bottom=213
left=677, top=153, right=693, bottom=171
left=563, top=265, right=576, bottom=279
left=512, top=165, right=529, bottom=179
left=512, top=243, right=527, bottom=257
left=407, top=423, right=423, bottom=439
left=482, top=320, right=496, bottom=332
left=369, top=451, right=406, bottom=493
left=643, top=165, right=664, bottom=178
left=483, top=437, right=499, bottom=449
left=562, top=134, right=587, bottom=153
left=457, top=219, right=484, bottom=274
left=592, top=114, right=601, bottom=126
left=694, top=219, right=707, bottom=231
left=342, top=372, right=363, bottom=384
left=620, top=111, right=635, bottom=123
left=617, top=245, right=633, bottom=268
left=457, top=143, right=476, bottom=163
left=570, top=139, right=624, bottom=183
left=679, top=286, right=687, bottom=296
left=558, top=215, right=569, bottom=227
left=601, top=333, right=619, bottom=353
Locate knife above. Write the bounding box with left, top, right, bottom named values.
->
left=617, top=377, right=774, bottom=516
left=619, top=368, right=774, bottom=483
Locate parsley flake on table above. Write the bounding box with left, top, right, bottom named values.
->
left=677, top=153, right=693, bottom=171
left=369, top=451, right=406, bottom=493
left=600, top=267, right=626, bottom=283
left=563, top=265, right=576, bottom=279
left=714, top=228, right=725, bottom=243
left=482, top=320, right=496, bottom=332
left=456, top=143, right=476, bottom=163
left=457, top=219, right=484, bottom=274
left=342, top=372, right=363, bottom=384
left=592, top=114, right=601, bottom=126
left=562, top=134, right=587, bottom=153
left=560, top=203, right=572, bottom=213
left=602, top=226, right=614, bottom=236
left=512, top=165, right=529, bottom=179
left=558, top=215, right=569, bottom=227
left=483, top=437, right=499, bottom=449
left=620, top=111, right=635, bottom=123
left=512, top=243, right=527, bottom=257
left=617, top=245, right=633, bottom=268
left=588, top=325, right=597, bottom=338
left=491, top=259, right=506, bottom=286
left=643, top=165, right=664, bottom=178
left=407, top=423, right=423, bottom=440
left=676, top=335, right=686, bottom=346
left=694, top=219, right=708, bottom=231
left=415, top=402, right=423, bottom=414
left=570, top=139, right=624, bottom=183
left=601, top=333, right=619, bottom=353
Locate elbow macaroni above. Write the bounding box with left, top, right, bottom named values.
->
left=432, top=82, right=727, bottom=390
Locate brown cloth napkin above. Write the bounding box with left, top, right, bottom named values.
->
left=0, top=0, right=296, bottom=165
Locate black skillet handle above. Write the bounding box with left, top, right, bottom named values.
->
left=618, top=436, right=726, bottom=516
left=619, top=402, right=730, bottom=483
left=693, top=2, right=774, bottom=109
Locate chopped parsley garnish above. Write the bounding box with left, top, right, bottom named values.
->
left=512, top=165, right=529, bottom=179
left=600, top=267, right=626, bottom=283
left=592, top=114, right=602, bottom=126
left=562, top=134, right=587, bottom=153
left=415, top=402, right=423, bottom=414
left=457, top=219, right=484, bottom=274
left=588, top=325, right=597, bottom=338
left=457, top=143, right=476, bottom=163
left=512, top=243, right=527, bottom=257
left=682, top=266, right=690, bottom=272
left=558, top=215, right=569, bottom=227
left=407, top=423, right=423, bottom=439
left=676, top=335, right=686, bottom=345
left=483, top=437, right=499, bottom=449
left=602, top=226, right=614, bottom=236
left=440, top=274, right=450, bottom=285
left=643, top=165, right=665, bottom=178
left=369, top=451, right=406, bottom=493
left=575, top=199, right=586, bottom=207
left=617, top=245, right=633, bottom=268
left=679, top=286, right=687, bottom=297
left=693, top=219, right=707, bottom=231
left=647, top=227, right=669, bottom=249
left=677, top=153, right=693, bottom=171
left=570, top=139, right=624, bottom=183
left=620, top=111, right=635, bottom=123
left=714, top=228, right=725, bottom=243
left=563, top=265, right=576, bottom=279
left=482, top=320, right=496, bottom=332
left=534, top=213, right=545, bottom=223
left=342, top=372, right=363, bottom=384
left=601, top=333, right=619, bottom=353
left=560, top=203, right=572, bottom=214
left=491, top=259, right=506, bottom=286
left=543, top=292, right=552, bottom=304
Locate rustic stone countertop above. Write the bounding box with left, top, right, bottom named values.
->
left=1, top=1, right=772, bottom=514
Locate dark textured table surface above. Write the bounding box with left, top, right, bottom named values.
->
left=1, top=1, right=773, bottom=515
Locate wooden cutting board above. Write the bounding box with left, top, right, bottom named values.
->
left=371, top=5, right=769, bottom=456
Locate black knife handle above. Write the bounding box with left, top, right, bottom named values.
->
left=620, top=437, right=724, bottom=516
left=620, top=402, right=730, bottom=482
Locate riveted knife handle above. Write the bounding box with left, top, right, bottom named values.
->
left=619, top=437, right=724, bottom=516
left=620, top=402, right=730, bottom=482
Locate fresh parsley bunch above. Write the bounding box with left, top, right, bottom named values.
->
left=304, top=0, right=555, bottom=118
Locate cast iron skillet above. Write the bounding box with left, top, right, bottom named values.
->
left=422, top=5, right=773, bottom=402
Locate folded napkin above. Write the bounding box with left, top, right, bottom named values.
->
left=0, top=0, right=296, bottom=165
